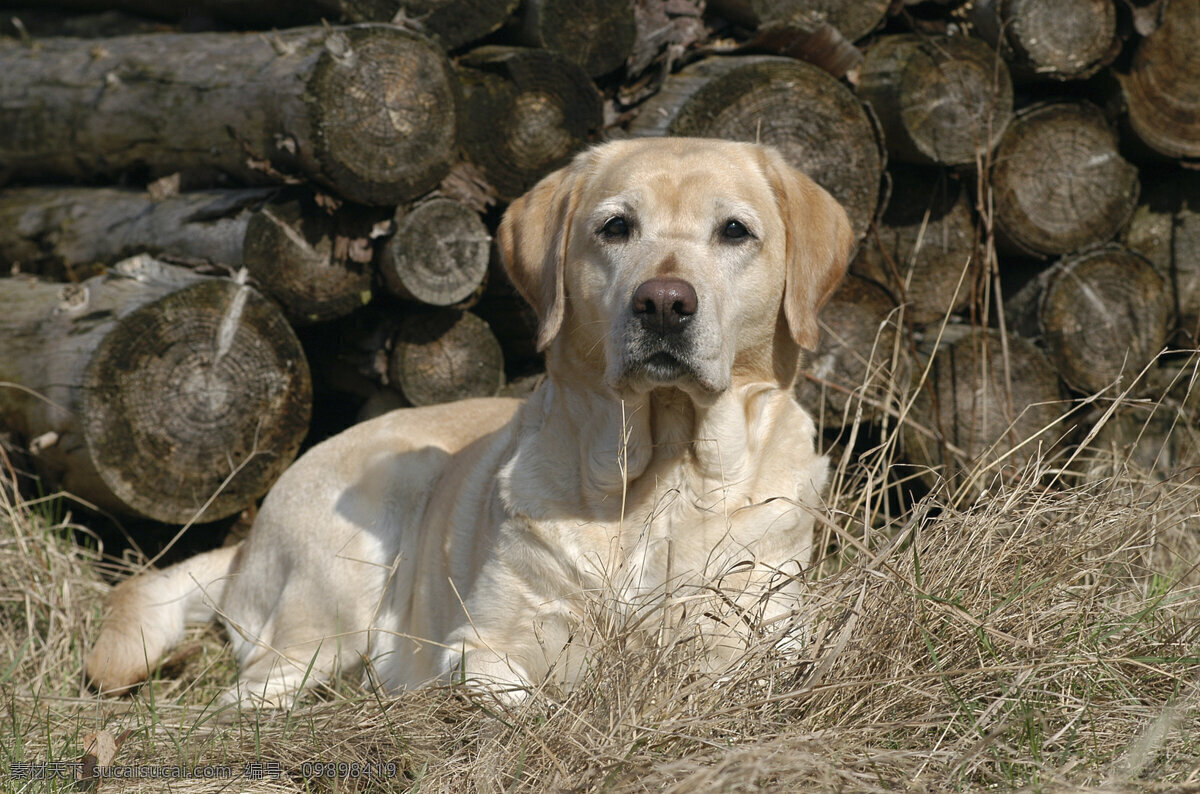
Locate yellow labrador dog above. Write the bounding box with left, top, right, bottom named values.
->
left=87, top=138, right=853, bottom=705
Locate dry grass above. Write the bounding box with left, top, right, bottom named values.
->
left=3, top=378, right=1199, bottom=793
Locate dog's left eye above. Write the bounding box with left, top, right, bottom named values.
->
left=721, top=219, right=752, bottom=241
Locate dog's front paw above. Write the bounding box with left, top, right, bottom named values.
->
left=442, top=648, right=534, bottom=706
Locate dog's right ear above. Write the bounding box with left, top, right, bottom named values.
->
left=497, top=160, right=585, bottom=352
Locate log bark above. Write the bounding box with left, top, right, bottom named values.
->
left=904, top=327, right=1065, bottom=489
left=1122, top=170, right=1200, bottom=343
left=2, top=8, right=171, bottom=37
left=511, top=0, right=636, bottom=77
left=739, top=17, right=863, bottom=79
left=1120, top=0, right=1200, bottom=161
left=0, top=256, right=311, bottom=523
left=629, top=55, right=884, bottom=239
left=0, top=25, right=458, bottom=206
left=1006, top=245, right=1171, bottom=395
left=388, top=310, right=505, bottom=405
left=318, top=0, right=519, bottom=50
left=457, top=46, right=603, bottom=202
left=1, top=0, right=517, bottom=48
left=851, top=166, right=980, bottom=326
left=856, top=34, right=1013, bottom=167
left=990, top=101, right=1140, bottom=257
left=797, top=274, right=906, bottom=428
left=968, top=0, right=1119, bottom=81
left=626, top=0, right=706, bottom=78
left=0, top=186, right=269, bottom=281
left=707, top=0, right=888, bottom=42
left=0, top=186, right=377, bottom=324
left=378, top=197, right=491, bottom=306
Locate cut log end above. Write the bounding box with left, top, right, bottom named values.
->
left=1008, top=0, right=1117, bottom=79
left=992, top=101, right=1139, bottom=257
left=516, top=0, right=636, bottom=77
left=851, top=166, right=979, bottom=326
left=1036, top=247, right=1172, bottom=395
left=242, top=201, right=375, bottom=324
left=308, top=26, right=459, bottom=205
left=459, top=46, right=603, bottom=202
left=380, top=198, right=492, bottom=307
left=972, top=0, right=1119, bottom=81
left=1123, top=171, right=1200, bottom=343
left=858, top=34, right=1013, bottom=167
left=1123, top=0, right=1200, bottom=160
left=798, top=274, right=905, bottom=427
left=388, top=311, right=504, bottom=406
left=81, top=279, right=312, bottom=523
left=632, top=56, right=883, bottom=239
left=904, top=328, right=1065, bottom=489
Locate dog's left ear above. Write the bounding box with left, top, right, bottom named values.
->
left=763, top=149, right=855, bottom=351
left=497, top=157, right=586, bottom=352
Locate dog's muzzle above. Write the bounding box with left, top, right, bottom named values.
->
left=620, top=277, right=709, bottom=387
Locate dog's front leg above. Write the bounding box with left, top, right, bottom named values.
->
left=437, top=562, right=574, bottom=704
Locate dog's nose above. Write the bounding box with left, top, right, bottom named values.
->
left=632, top=278, right=698, bottom=334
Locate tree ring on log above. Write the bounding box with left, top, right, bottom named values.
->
left=992, top=101, right=1139, bottom=257
left=1036, top=246, right=1171, bottom=394
left=508, top=92, right=573, bottom=171
left=1123, top=0, right=1200, bottom=160
left=458, top=46, right=603, bottom=202
left=308, top=25, right=459, bottom=205
left=857, top=35, right=1013, bottom=167
left=971, top=0, right=1118, bottom=81
left=243, top=201, right=375, bottom=324
left=633, top=56, right=883, bottom=240
left=851, top=166, right=979, bottom=326
left=1122, top=171, right=1200, bottom=343
left=381, top=198, right=492, bottom=306
left=81, top=279, right=312, bottom=523
left=1006, top=0, right=1117, bottom=80
left=389, top=311, right=504, bottom=406
left=516, top=0, right=637, bottom=77
left=797, top=274, right=905, bottom=426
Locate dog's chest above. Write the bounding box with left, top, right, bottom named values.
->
left=514, top=447, right=808, bottom=604
left=495, top=385, right=822, bottom=600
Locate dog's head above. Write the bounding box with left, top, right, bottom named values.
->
left=498, top=138, right=853, bottom=399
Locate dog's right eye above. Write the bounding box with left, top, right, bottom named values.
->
left=598, top=216, right=631, bottom=240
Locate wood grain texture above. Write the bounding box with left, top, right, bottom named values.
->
left=856, top=34, right=1013, bottom=167
left=969, top=0, right=1118, bottom=81
left=851, top=166, right=979, bottom=326
left=457, top=46, right=603, bottom=202
left=1007, top=245, right=1171, bottom=395
left=904, top=327, right=1065, bottom=489
left=630, top=55, right=883, bottom=239
left=1121, top=0, right=1200, bottom=160
left=0, top=25, right=458, bottom=205
left=991, top=101, right=1139, bottom=257
left=379, top=197, right=491, bottom=307
left=0, top=257, right=311, bottom=522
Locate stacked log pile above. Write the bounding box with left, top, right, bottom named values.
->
left=1, top=0, right=1198, bottom=523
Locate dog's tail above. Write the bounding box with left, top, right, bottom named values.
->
left=86, top=544, right=241, bottom=694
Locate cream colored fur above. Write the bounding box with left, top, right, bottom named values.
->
left=86, top=138, right=854, bottom=705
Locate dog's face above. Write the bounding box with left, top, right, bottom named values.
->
left=499, top=138, right=853, bottom=398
